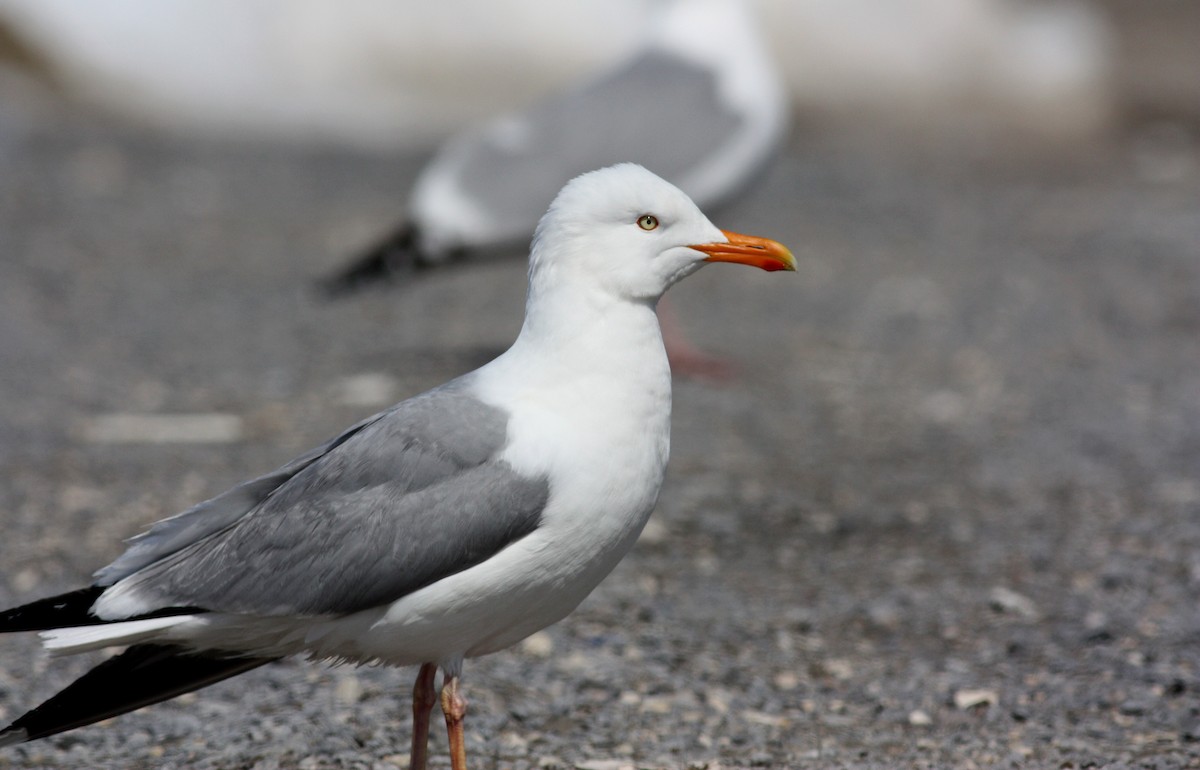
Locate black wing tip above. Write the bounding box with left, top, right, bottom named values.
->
left=0, top=587, right=203, bottom=633
left=0, top=727, right=29, bottom=748
left=1, top=644, right=276, bottom=746
left=0, top=587, right=104, bottom=632
left=318, top=221, right=426, bottom=298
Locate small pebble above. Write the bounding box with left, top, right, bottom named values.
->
left=1118, top=700, right=1148, bottom=716
left=521, top=631, right=555, bottom=658
left=823, top=658, right=855, bottom=680
left=639, top=695, right=674, bottom=714
left=954, top=689, right=999, bottom=709
left=500, top=731, right=530, bottom=754
left=773, top=671, right=799, bottom=691
left=743, top=710, right=788, bottom=728
left=988, top=587, right=1039, bottom=619
left=334, top=673, right=362, bottom=704
left=908, top=709, right=933, bottom=726
left=637, top=517, right=669, bottom=545
left=574, top=760, right=633, bottom=770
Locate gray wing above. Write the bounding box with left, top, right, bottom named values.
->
left=94, top=410, right=388, bottom=587
left=99, top=383, right=550, bottom=617
left=441, top=51, right=744, bottom=234
left=410, top=1, right=787, bottom=255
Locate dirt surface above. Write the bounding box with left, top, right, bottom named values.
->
left=1, top=91, right=1199, bottom=769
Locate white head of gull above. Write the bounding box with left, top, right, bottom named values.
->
left=0, top=163, right=794, bottom=770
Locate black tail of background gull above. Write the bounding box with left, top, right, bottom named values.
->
left=319, top=222, right=512, bottom=298
left=320, top=221, right=431, bottom=297
left=0, top=644, right=276, bottom=746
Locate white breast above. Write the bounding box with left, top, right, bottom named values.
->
left=348, top=300, right=676, bottom=664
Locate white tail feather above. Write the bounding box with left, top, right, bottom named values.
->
left=40, top=616, right=195, bottom=656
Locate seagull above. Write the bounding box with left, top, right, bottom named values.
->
left=321, top=0, right=788, bottom=377
left=0, top=164, right=794, bottom=769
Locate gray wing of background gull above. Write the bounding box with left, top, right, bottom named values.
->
left=323, top=0, right=787, bottom=294
left=93, top=379, right=549, bottom=618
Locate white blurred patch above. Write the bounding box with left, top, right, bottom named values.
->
left=0, top=0, right=1114, bottom=146
left=335, top=372, right=398, bottom=407
left=79, top=413, right=244, bottom=444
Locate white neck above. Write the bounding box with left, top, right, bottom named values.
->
left=509, top=277, right=668, bottom=388
left=469, top=275, right=674, bottom=465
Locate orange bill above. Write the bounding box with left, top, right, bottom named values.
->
left=690, top=230, right=796, bottom=272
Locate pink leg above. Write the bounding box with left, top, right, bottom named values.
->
left=441, top=671, right=469, bottom=770
left=410, top=663, right=438, bottom=770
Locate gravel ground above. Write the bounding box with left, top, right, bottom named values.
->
left=1, top=91, right=1199, bottom=769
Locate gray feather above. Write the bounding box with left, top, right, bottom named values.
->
left=95, top=412, right=387, bottom=586
left=100, top=382, right=550, bottom=616
left=447, top=52, right=741, bottom=234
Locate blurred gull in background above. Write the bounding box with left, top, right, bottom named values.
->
left=0, top=0, right=1113, bottom=148
left=0, top=0, right=1114, bottom=374
left=317, top=0, right=789, bottom=378
left=321, top=0, right=788, bottom=295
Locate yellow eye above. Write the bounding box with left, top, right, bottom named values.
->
left=636, top=214, right=659, bottom=231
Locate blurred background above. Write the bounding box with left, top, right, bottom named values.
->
left=0, top=1, right=1198, bottom=768
left=0, top=0, right=1168, bottom=146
